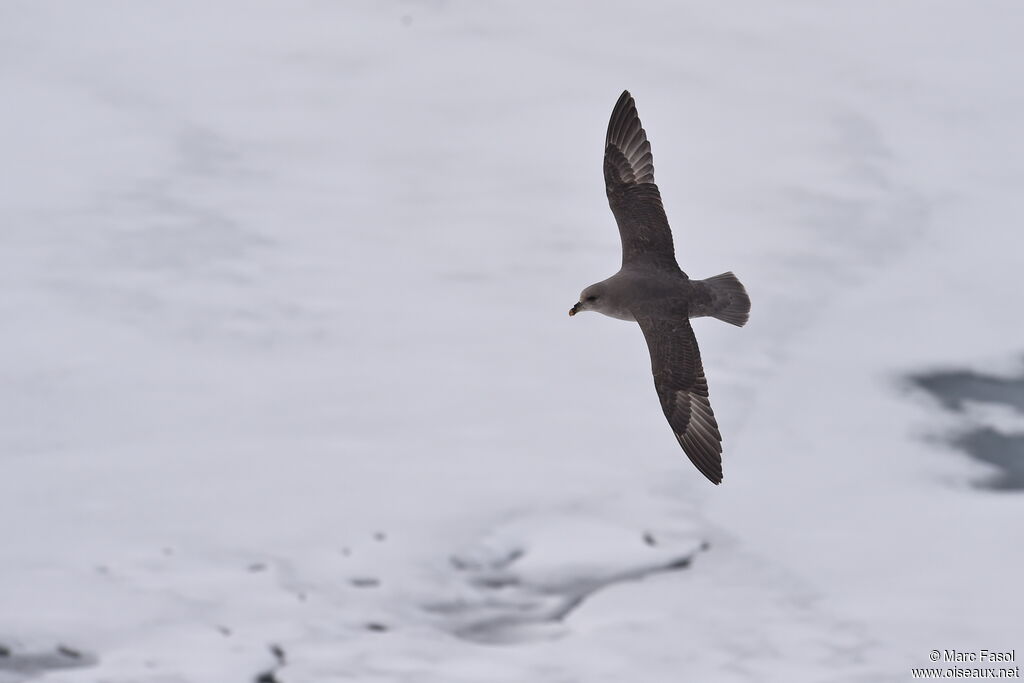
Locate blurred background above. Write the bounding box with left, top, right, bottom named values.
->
left=2, top=1, right=1022, bottom=681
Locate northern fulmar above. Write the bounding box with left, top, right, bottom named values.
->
left=569, top=90, right=750, bottom=485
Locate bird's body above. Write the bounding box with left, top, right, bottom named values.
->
left=577, top=268, right=739, bottom=323
left=579, top=268, right=686, bottom=321
left=570, top=91, right=750, bottom=485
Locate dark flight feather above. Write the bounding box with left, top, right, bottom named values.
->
left=604, top=90, right=680, bottom=273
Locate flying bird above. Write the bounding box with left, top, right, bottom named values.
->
left=569, top=91, right=750, bottom=484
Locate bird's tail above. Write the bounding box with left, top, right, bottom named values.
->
left=703, top=271, right=750, bottom=327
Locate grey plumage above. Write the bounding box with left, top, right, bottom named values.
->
left=604, top=91, right=676, bottom=271
left=570, top=90, right=750, bottom=485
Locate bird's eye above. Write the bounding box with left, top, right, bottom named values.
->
left=585, top=295, right=597, bottom=302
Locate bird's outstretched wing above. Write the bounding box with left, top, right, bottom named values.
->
left=604, top=90, right=679, bottom=272
left=636, top=314, right=723, bottom=484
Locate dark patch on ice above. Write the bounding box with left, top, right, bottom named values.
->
left=349, top=576, right=380, bottom=588
left=448, top=547, right=523, bottom=572
left=0, top=641, right=96, bottom=681
left=53, top=646, right=81, bottom=660
left=468, top=574, right=520, bottom=590
left=913, top=370, right=1024, bottom=413
left=911, top=368, right=1024, bottom=490
left=365, top=622, right=389, bottom=633
left=953, top=428, right=1024, bottom=491
left=253, top=643, right=286, bottom=683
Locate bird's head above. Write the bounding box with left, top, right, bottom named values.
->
left=569, top=283, right=604, bottom=316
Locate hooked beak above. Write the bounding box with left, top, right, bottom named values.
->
left=569, top=302, right=582, bottom=317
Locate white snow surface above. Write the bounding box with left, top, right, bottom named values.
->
left=2, top=1, right=1023, bottom=681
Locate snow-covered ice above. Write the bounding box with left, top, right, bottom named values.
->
left=2, top=2, right=1023, bottom=681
